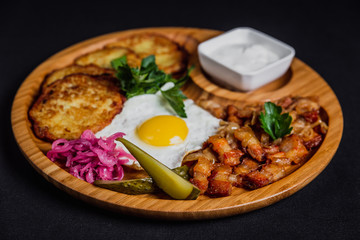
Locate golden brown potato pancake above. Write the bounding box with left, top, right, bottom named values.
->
left=74, top=47, right=141, bottom=69
left=29, top=74, right=124, bottom=141
left=106, top=33, right=188, bottom=75
left=42, top=64, right=115, bottom=92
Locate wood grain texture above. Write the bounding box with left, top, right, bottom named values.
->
left=11, top=27, right=343, bottom=220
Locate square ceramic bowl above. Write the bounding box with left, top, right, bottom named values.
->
left=198, top=27, right=295, bottom=91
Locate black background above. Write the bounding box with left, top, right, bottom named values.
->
left=1, top=1, right=359, bottom=239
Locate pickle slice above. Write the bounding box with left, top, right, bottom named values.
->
left=93, top=166, right=190, bottom=195
left=94, top=177, right=157, bottom=195
left=116, top=138, right=200, bottom=200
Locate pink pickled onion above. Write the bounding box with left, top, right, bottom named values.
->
left=46, top=130, right=136, bottom=183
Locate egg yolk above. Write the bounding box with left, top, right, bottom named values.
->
left=137, top=115, right=188, bottom=146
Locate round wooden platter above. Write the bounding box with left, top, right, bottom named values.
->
left=11, top=27, right=343, bottom=220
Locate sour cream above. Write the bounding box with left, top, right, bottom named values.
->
left=209, top=43, right=280, bottom=73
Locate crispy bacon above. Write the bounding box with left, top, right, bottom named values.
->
left=234, top=126, right=264, bottom=162
left=190, top=156, right=214, bottom=194
left=217, top=121, right=241, bottom=149
left=263, top=144, right=280, bottom=155
left=303, top=110, right=320, bottom=123
left=303, top=133, right=323, bottom=150
left=232, top=158, right=260, bottom=187
left=207, top=135, right=243, bottom=166
left=276, top=96, right=293, bottom=109
left=198, top=99, right=226, bottom=119
left=295, top=98, right=320, bottom=115
left=206, top=164, right=232, bottom=197
left=237, top=105, right=259, bottom=118
left=266, top=151, right=291, bottom=166
left=279, top=134, right=308, bottom=164
left=243, top=163, right=285, bottom=189
left=227, top=105, right=242, bottom=124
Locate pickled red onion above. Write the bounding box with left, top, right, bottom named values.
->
left=46, top=130, right=135, bottom=183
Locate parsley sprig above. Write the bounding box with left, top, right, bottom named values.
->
left=111, top=55, right=193, bottom=118
left=259, top=102, right=293, bottom=140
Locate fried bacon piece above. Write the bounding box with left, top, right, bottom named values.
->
left=295, top=98, right=320, bottom=116
left=276, top=96, right=294, bottom=109
left=217, top=121, right=241, bottom=149
left=207, top=135, right=244, bottom=166
left=234, top=126, right=265, bottom=162
left=182, top=147, right=218, bottom=167
left=227, top=105, right=242, bottom=124
left=303, top=133, right=322, bottom=150
left=303, top=110, right=320, bottom=123
left=206, top=164, right=233, bottom=197
left=266, top=151, right=291, bottom=166
left=279, top=134, right=309, bottom=164
left=243, top=162, right=286, bottom=189
left=231, top=158, right=260, bottom=187
left=190, top=156, right=214, bottom=194
left=198, top=99, right=226, bottom=119
left=263, top=144, right=280, bottom=155
left=263, top=145, right=291, bottom=165
left=237, top=105, right=259, bottom=119
left=291, top=113, right=324, bottom=150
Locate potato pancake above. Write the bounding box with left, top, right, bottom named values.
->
left=42, top=64, right=115, bottom=91
left=74, top=47, right=141, bottom=69
left=106, top=33, right=188, bottom=75
left=29, top=74, right=124, bottom=141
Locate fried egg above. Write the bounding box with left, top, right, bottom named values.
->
left=95, top=92, right=220, bottom=169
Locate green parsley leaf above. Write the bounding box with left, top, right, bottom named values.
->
left=140, top=55, right=157, bottom=74
left=110, top=55, right=193, bottom=117
left=259, top=102, right=293, bottom=140
left=161, top=87, right=187, bottom=118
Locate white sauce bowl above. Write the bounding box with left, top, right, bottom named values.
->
left=198, top=27, right=295, bottom=91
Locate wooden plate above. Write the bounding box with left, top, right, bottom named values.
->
left=11, top=27, right=343, bottom=220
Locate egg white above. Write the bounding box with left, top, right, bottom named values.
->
left=96, top=93, right=220, bottom=169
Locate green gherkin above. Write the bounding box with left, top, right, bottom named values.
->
left=94, top=165, right=190, bottom=195
left=95, top=138, right=200, bottom=200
